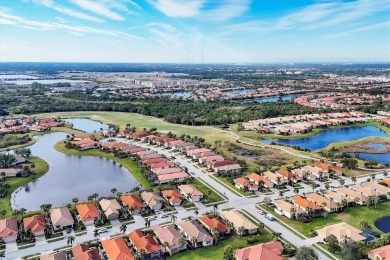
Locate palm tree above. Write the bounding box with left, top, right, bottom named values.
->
left=278, top=191, right=284, bottom=198
left=213, top=204, right=218, bottom=213
left=310, top=182, right=316, bottom=192
left=93, top=229, right=100, bottom=242
left=237, top=226, right=245, bottom=237
left=119, top=224, right=127, bottom=234
left=223, top=245, right=234, bottom=260
left=72, top=197, right=78, bottom=208
left=162, top=241, right=170, bottom=258
left=194, top=209, right=199, bottom=218
left=111, top=188, right=118, bottom=198
left=93, top=193, right=99, bottom=201
left=272, top=231, right=282, bottom=241
left=370, top=173, right=376, bottom=181
left=339, top=179, right=345, bottom=187
left=211, top=227, right=219, bottom=245
left=293, top=187, right=299, bottom=195
left=0, top=209, right=6, bottom=218
left=67, top=235, right=75, bottom=246
left=178, top=237, right=187, bottom=250
left=257, top=222, right=265, bottom=234
left=144, top=218, right=151, bottom=228
left=170, top=214, right=177, bottom=222
left=276, top=176, right=282, bottom=189
left=19, top=208, right=26, bottom=217
left=351, top=176, right=357, bottom=184
left=0, top=250, right=4, bottom=260
left=44, top=224, right=52, bottom=238
left=359, top=219, right=368, bottom=229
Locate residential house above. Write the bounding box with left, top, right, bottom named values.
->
left=128, top=230, right=162, bottom=259
left=155, top=167, right=182, bottom=176
left=368, top=245, right=390, bottom=260
left=263, top=171, right=287, bottom=186
left=317, top=222, right=366, bottom=242
left=364, top=182, right=390, bottom=200
left=150, top=162, right=175, bottom=172
left=161, top=190, right=183, bottom=206
left=177, top=184, right=203, bottom=202
left=152, top=224, right=187, bottom=255
left=234, top=177, right=258, bottom=191
left=233, top=241, right=284, bottom=260
left=336, top=187, right=368, bottom=205
left=0, top=217, right=18, bottom=242
left=40, top=251, right=67, bottom=260
left=101, top=237, right=134, bottom=260
left=199, top=155, right=224, bottom=165
left=198, top=215, right=231, bottom=238
left=156, top=171, right=189, bottom=184
left=121, top=195, right=145, bottom=214
left=276, top=169, right=300, bottom=183
left=350, top=184, right=381, bottom=199
left=141, top=191, right=164, bottom=211
left=323, top=190, right=354, bottom=205
left=306, top=193, right=337, bottom=213
left=220, top=210, right=257, bottom=236
left=72, top=243, right=100, bottom=260
left=273, top=199, right=303, bottom=219
left=214, top=164, right=242, bottom=175
left=247, top=173, right=274, bottom=188
left=99, top=199, right=122, bottom=220
left=0, top=168, right=21, bottom=178
left=291, top=196, right=322, bottom=216
left=207, top=160, right=236, bottom=169
left=23, top=214, right=46, bottom=236
left=315, top=162, right=343, bottom=176
left=301, top=165, right=326, bottom=179
left=177, top=219, right=213, bottom=248
left=76, top=203, right=100, bottom=226
left=49, top=207, right=74, bottom=232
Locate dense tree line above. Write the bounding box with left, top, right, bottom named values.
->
left=7, top=95, right=328, bottom=125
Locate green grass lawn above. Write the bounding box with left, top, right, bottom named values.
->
left=170, top=233, right=273, bottom=260
left=191, top=179, right=224, bottom=204
left=262, top=201, right=390, bottom=236
left=36, top=112, right=237, bottom=144
left=0, top=157, right=49, bottom=218
left=54, top=142, right=150, bottom=189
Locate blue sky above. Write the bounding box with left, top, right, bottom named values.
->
left=0, top=0, right=389, bottom=62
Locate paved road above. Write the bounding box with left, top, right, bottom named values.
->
left=4, top=138, right=389, bottom=260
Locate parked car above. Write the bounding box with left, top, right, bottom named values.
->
left=257, top=210, right=265, bottom=215
left=98, top=228, right=108, bottom=234
left=265, top=214, right=275, bottom=221
left=160, top=214, right=169, bottom=218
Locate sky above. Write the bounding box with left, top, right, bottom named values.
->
left=0, top=0, right=389, bottom=63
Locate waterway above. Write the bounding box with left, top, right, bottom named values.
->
left=64, top=118, right=110, bottom=133
left=349, top=152, right=390, bottom=164
left=261, top=126, right=388, bottom=151
left=11, top=131, right=139, bottom=211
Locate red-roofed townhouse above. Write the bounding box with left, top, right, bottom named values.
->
left=128, top=230, right=162, bottom=259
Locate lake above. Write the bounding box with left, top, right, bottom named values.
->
left=159, top=91, right=192, bottom=97
left=225, top=89, right=251, bottom=95
left=366, top=143, right=388, bottom=150
left=0, top=74, right=39, bottom=80
left=262, top=126, right=388, bottom=150
left=11, top=132, right=140, bottom=211
left=375, top=216, right=390, bottom=233
left=64, top=118, right=110, bottom=133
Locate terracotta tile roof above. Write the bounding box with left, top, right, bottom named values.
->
left=292, top=196, right=322, bottom=210
left=234, top=177, right=258, bottom=189
left=128, top=230, right=161, bottom=253
left=121, top=195, right=144, bottom=211
left=161, top=189, right=182, bottom=204
left=246, top=173, right=271, bottom=185
left=369, top=245, right=390, bottom=260
left=101, top=237, right=134, bottom=260
left=0, top=217, right=18, bottom=240
left=199, top=215, right=229, bottom=233
left=142, top=157, right=168, bottom=165
left=72, top=244, right=100, bottom=260
left=23, top=214, right=46, bottom=233
left=76, top=203, right=99, bottom=222
left=276, top=169, right=292, bottom=179
left=234, top=241, right=284, bottom=260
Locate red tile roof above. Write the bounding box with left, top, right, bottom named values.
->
left=121, top=195, right=144, bottom=211
left=234, top=241, right=284, bottom=260
left=101, top=237, right=134, bottom=260
left=128, top=230, right=161, bottom=254
left=199, top=215, right=229, bottom=233
left=72, top=244, right=100, bottom=260
left=23, top=214, right=46, bottom=234
left=76, top=203, right=99, bottom=222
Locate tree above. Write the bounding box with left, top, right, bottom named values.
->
left=0, top=209, right=6, bottom=217
left=351, top=176, right=357, bottom=184
left=0, top=250, right=4, bottom=260
left=257, top=222, right=265, bottom=234
left=194, top=209, right=199, bottom=218
left=272, top=231, right=282, bottom=241
left=238, top=226, right=245, bottom=237
left=111, top=188, right=117, bottom=198
left=72, top=197, right=78, bottom=208
left=358, top=219, right=368, bottom=229
left=162, top=241, right=170, bottom=259
left=340, top=238, right=360, bottom=260
left=211, top=227, right=219, bottom=245
left=295, top=246, right=319, bottom=260
left=119, top=224, right=127, bottom=234
left=223, top=245, right=234, bottom=260
left=67, top=236, right=75, bottom=246
left=324, top=234, right=340, bottom=253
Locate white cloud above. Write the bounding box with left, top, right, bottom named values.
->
left=147, top=0, right=204, bottom=17
left=68, top=0, right=126, bottom=21
left=226, top=0, right=390, bottom=33
left=29, top=0, right=104, bottom=22
left=146, top=22, right=175, bottom=31
left=0, top=11, right=141, bottom=40
left=148, top=0, right=250, bottom=21
left=323, top=20, right=390, bottom=39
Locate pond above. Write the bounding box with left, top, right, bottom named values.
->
left=374, top=216, right=390, bottom=233
left=233, top=148, right=258, bottom=158
left=261, top=126, right=388, bottom=151
left=366, top=143, right=389, bottom=150
left=159, top=91, right=192, bottom=97
left=349, top=152, right=390, bottom=164
left=11, top=132, right=139, bottom=211
left=240, top=94, right=298, bottom=103
left=64, top=118, right=110, bottom=133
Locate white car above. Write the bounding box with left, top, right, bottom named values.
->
left=257, top=210, right=265, bottom=215
left=97, top=228, right=108, bottom=234
left=160, top=214, right=169, bottom=218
